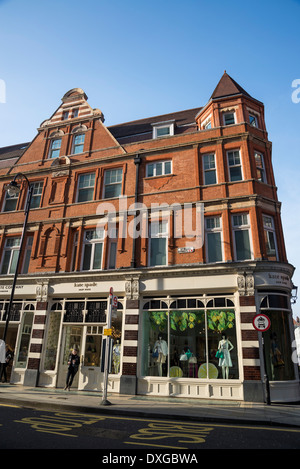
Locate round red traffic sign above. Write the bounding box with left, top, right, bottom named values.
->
left=252, top=314, right=271, bottom=332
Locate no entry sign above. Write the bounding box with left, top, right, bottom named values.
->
left=252, top=314, right=271, bottom=332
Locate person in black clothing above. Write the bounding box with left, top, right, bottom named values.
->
left=0, top=345, right=13, bottom=383
left=64, top=348, right=80, bottom=390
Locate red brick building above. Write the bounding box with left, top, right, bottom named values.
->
left=0, top=73, right=298, bottom=402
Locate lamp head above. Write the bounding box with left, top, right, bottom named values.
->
left=5, top=180, right=20, bottom=197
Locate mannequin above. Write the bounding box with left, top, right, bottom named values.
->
left=153, top=335, right=168, bottom=376
left=217, top=334, right=234, bottom=379
left=113, top=340, right=121, bottom=374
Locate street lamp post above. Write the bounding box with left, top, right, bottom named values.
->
left=2, top=173, right=33, bottom=344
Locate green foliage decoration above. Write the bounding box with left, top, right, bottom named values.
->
left=207, top=309, right=235, bottom=332
left=149, top=310, right=205, bottom=332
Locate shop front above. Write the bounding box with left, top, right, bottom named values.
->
left=39, top=297, right=123, bottom=392
left=137, top=292, right=244, bottom=400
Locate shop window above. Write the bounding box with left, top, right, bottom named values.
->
left=227, top=150, right=243, bottom=182
left=203, top=154, right=217, bottom=185
left=103, top=168, right=123, bottom=199
left=44, top=309, right=61, bottom=371
left=15, top=311, right=34, bottom=368
left=142, top=297, right=238, bottom=380
left=84, top=326, right=102, bottom=367
left=232, top=213, right=253, bottom=261
left=262, top=309, right=294, bottom=381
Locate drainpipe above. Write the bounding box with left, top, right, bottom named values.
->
left=130, top=154, right=141, bottom=268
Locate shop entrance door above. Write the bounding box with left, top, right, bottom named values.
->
left=57, top=325, right=83, bottom=389
left=78, top=325, right=104, bottom=392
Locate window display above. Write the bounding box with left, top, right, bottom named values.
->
left=142, top=296, right=239, bottom=380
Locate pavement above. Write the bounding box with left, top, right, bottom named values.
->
left=0, top=383, right=300, bottom=428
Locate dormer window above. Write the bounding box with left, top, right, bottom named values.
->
left=152, top=121, right=174, bottom=139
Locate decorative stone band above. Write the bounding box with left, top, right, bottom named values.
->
left=27, top=301, right=47, bottom=371
left=239, top=296, right=261, bottom=380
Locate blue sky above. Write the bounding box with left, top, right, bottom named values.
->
left=0, top=0, right=299, bottom=315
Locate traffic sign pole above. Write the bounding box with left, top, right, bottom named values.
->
left=253, top=314, right=271, bottom=405
left=100, top=288, right=113, bottom=406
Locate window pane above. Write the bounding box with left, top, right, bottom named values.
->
left=104, top=183, right=121, bottom=199
left=82, top=244, right=92, bottom=270
left=230, top=166, right=242, bottom=181
left=1, top=251, right=11, bottom=274
left=204, top=170, right=216, bottom=185
left=164, top=161, right=171, bottom=174
left=224, top=113, right=235, bottom=125
left=78, top=187, right=94, bottom=202
left=93, top=243, right=103, bottom=270
left=44, top=311, right=61, bottom=370
left=147, top=164, right=154, bottom=177
left=156, top=162, right=162, bottom=176
left=150, top=238, right=166, bottom=266
left=234, top=230, right=251, bottom=260
left=3, top=194, right=18, bottom=212
left=264, top=311, right=295, bottom=381
left=207, top=232, right=222, bottom=262
left=108, top=242, right=117, bottom=269
left=157, top=127, right=170, bottom=137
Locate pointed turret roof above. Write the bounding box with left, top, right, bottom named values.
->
left=210, top=71, right=253, bottom=100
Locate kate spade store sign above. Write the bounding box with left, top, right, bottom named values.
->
left=255, top=271, right=292, bottom=289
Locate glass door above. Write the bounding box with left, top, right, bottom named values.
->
left=57, top=325, right=83, bottom=388
left=78, top=325, right=103, bottom=391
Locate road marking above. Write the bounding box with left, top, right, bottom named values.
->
left=0, top=403, right=20, bottom=408
left=125, top=441, right=186, bottom=449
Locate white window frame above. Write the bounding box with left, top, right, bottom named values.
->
left=232, top=213, right=253, bottom=261
left=205, top=216, right=223, bottom=263
left=263, top=215, right=278, bottom=259
left=254, top=152, right=267, bottom=183
left=81, top=229, right=105, bottom=271
left=146, top=160, right=172, bottom=178
left=2, top=190, right=18, bottom=212
left=22, top=236, right=33, bottom=274
left=49, top=138, right=62, bottom=159
left=103, top=168, right=123, bottom=199
left=0, top=237, right=21, bottom=275
left=203, top=154, right=217, bottom=185
left=77, top=173, right=95, bottom=203
left=72, top=133, right=85, bottom=154
left=152, top=121, right=174, bottom=139
left=149, top=219, right=168, bottom=266
left=227, top=150, right=243, bottom=182
left=223, top=112, right=235, bottom=126
left=30, top=181, right=43, bottom=209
